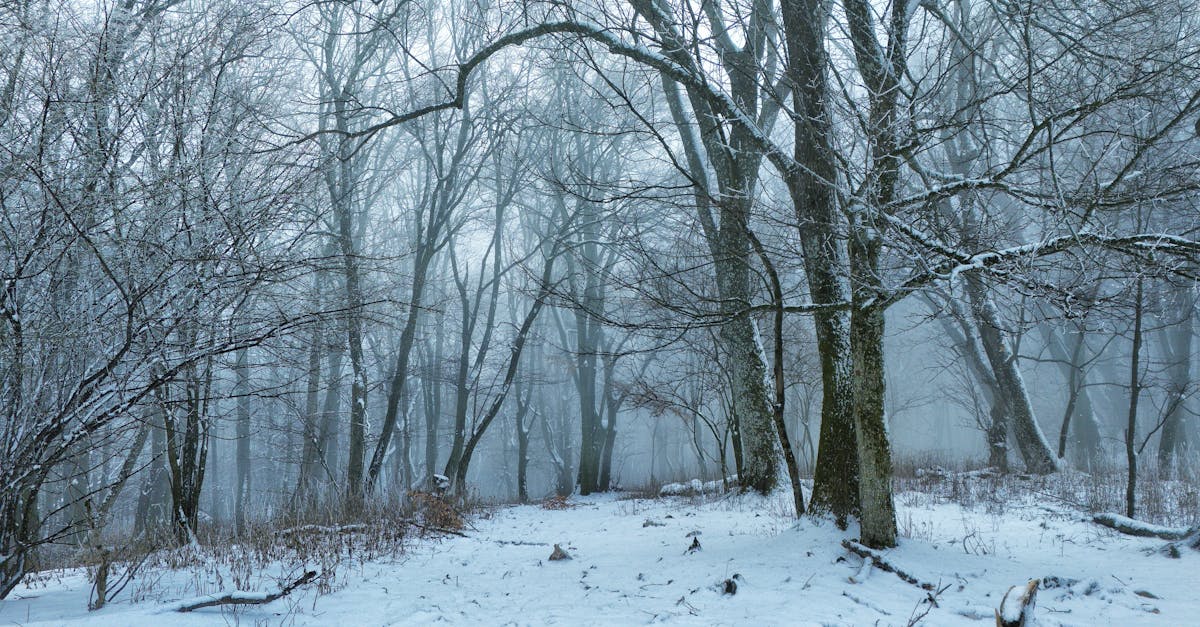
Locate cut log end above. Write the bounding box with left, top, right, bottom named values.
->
left=995, top=578, right=1039, bottom=627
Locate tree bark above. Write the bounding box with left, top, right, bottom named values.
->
left=1156, top=279, right=1195, bottom=473
left=965, top=277, right=1058, bottom=474
left=782, top=0, right=860, bottom=522
left=234, top=347, right=251, bottom=535
left=1126, top=279, right=1144, bottom=518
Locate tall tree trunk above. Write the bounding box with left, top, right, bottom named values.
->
left=1126, top=279, right=1145, bottom=518
left=423, top=325, right=444, bottom=486
left=782, top=0, right=860, bottom=523
left=1042, top=325, right=1103, bottom=468
left=750, top=232, right=806, bottom=515
left=318, top=344, right=345, bottom=493
left=598, top=413, right=618, bottom=492
left=295, top=323, right=324, bottom=507
left=647, top=5, right=781, bottom=495
left=443, top=278, right=476, bottom=484
left=367, top=252, right=431, bottom=491
left=234, top=348, right=251, bottom=534
left=1157, top=280, right=1195, bottom=474
left=848, top=295, right=896, bottom=547
left=932, top=295, right=1012, bottom=471
left=575, top=302, right=602, bottom=494
left=718, top=269, right=779, bottom=494
left=965, top=277, right=1058, bottom=473
left=515, top=381, right=532, bottom=503
left=136, top=403, right=170, bottom=536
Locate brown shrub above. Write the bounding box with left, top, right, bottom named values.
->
left=409, top=491, right=464, bottom=531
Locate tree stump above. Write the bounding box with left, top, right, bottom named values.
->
left=996, top=579, right=1039, bottom=627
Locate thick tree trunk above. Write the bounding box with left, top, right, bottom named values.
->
left=1157, top=281, right=1194, bottom=473
left=0, top=483, right=40, bottom=600
left=575, top=308, right=602, bottom=495
left=598, top=398, right=618, bottom=492
left=718, top=298, right=778, bottom=494
left=783, top=0, right=860, bottom=523
left=965, top=276, right=1058, bottom=474
left=848, top=297, right=897, bottom=547
left=650, top=14, right=779, bottom=495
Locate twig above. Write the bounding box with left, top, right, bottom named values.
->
left=907, top=583, right=951, bottom=626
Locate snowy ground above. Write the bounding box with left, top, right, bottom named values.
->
left=1, top=483, right=1193, bottom=626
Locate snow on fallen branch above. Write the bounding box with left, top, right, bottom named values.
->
left=174, top=570, right=317, bottom=612
left=841, top=540, right=935, bottom=591
left=659, top=478, right=729, bottom=497
left=1091, top=513, right=1196, bottom=540
left=276, top=524, right=370, bottom=537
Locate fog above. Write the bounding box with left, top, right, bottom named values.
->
left=2, top=0, right=1198, bottom=604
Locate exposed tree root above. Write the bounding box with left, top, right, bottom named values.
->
left=841, top=540, right=934, bottom=591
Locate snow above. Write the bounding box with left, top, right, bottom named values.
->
left=658, top=478, right=727, bottom=496
left=2, top=484, right=1195, bottom=625
left=997, top=580, right=1036, bottom=623
left=172, top=590, right=273, bottom=609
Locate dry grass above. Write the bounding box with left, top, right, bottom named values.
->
left=893, top=455, right=1200, bottom=528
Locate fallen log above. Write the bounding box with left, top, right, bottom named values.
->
left=175, top=570, right=317, bottom=612
left=1159, top=530, right=1200, bottom=558
left=841, top=540, right=935, bottom=591
left=1092, top=513, right=1196, bottom=540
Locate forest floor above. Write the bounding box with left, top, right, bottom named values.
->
left=1, top=474, right=1196, bottom=626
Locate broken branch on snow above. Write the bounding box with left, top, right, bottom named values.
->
left=841, top=540, right=935, bottom=591
left=175, top=570, right=317, bottom=612
left=1092, top=513, right=1196, bottom=540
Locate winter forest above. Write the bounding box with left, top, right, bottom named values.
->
left=2, top=0, right=1199, bottom=624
